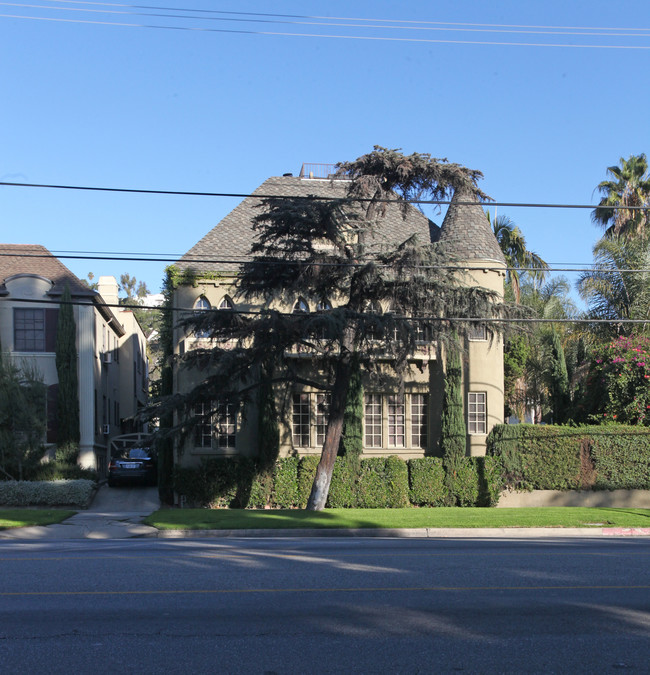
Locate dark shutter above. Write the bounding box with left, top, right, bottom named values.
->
left=45, top=308, right=59, bottom=352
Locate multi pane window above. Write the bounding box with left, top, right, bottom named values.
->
left=218, top=297, right=234, bottom=310
left=468, top=323, right=487, bottom=341
left=364, top=394, right=383, bottom=447
left=14, top=308, right=45, bottom=351
left=292, top=393, right=310, bottom=447
left=468, top=392, right=487, bottom=434
left=411, top=394, right=428, bottom=448
left=387, top=395, right=405, bottom=447
left=194, top=401, right=213, bottom=448
left=315, top=393, right=330, bottom=446
left=215, top=403, right=236, bottom=448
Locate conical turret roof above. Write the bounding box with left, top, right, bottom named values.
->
left=438, top=186, right=506, bottom=264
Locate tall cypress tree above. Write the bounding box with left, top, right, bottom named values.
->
left=441, top=340, right=466, bottom=502
left=547, top=330, right=570, bottom=424
left=55, top=285, right=80, bottom=446
left=338, top=355, right=363, bottom=462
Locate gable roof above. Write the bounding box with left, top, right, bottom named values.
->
left=438, top=187, right=506, bottom=264
left=176, top=175, right=440, bottom=273
left=0, top=244, right=95, bottom=296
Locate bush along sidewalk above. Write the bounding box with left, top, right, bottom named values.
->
left=486, top=423, right=650, bottom=491
left=173, top=455, right=501, bottom=509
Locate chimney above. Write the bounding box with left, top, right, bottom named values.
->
left=97, top=275, right=119, bottom=307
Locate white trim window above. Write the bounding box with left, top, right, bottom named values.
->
left=315, top=393, right=330, bottom=446
left=194, top=401, right=213, bottom=448
left=387, top=395, right=405, bottom=447
left=411, top=394, right=428, bottom=448
left=468, top=392, right=487, bottom=435
left=215, top=402, right=236, bottom=448
left=292, top=393, right=310, bottom=447
left=364, top=394, right=383, bottom=447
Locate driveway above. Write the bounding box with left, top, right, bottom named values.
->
left=0, top=484, right=161, bottom=540
left=88, top=484, right=161, bottom=514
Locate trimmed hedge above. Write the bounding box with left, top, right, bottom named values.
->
left=173, top=454, right=497, bottom=509
left=0, top=479, right=96, bottom=507
left=409, top=458, right=447, bottom=506
left=487, top=423, right=650, bottom=491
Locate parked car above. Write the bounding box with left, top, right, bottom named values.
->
left=108, top=447, right=157, bottom=487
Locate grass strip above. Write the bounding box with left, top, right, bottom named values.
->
left=144, top=507, right=650, bottom=531
left=0, top=509, right=76, bottom=530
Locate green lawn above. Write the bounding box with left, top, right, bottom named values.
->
left=0, top=509, right=76, bottom=530
left=144, top=507, right=650, bottom=531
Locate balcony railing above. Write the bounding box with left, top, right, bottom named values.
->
left=299, top=163, right=342, bottom=179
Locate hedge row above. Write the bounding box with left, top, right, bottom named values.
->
left=0, top=479, right=97, bottom=507
left=173, top=455, right=500, bottom=509
left=486, top=423, right=650, bottom=491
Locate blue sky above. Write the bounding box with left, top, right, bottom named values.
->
left=2, top=0, right=650, bottom=302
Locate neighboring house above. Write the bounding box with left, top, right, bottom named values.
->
left=0, top=245, right=149, bottom=472
left=171, top=169, right=506, bottom=468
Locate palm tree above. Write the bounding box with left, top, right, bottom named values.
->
left=577, top=236, right=650, bottom=337
left=486, top=212, right=549, bottom=303
left=592, top=154, right=650, bottom=240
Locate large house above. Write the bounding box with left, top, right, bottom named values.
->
left=0, top=245, right=149, bottom=472
left=171, top=168, right=506, bottom=468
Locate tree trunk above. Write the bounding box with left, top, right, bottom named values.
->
left=306, top=352, right=354, bottom=510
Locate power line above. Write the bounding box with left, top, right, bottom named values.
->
left=7, top=2, right=650, bottom=39
left=3, top=250, right=650, bottom=275
left=18, top=1, right=650, bottom=37
left=1, top=180, right=646, bottom=210
left=3, top=7, right=650, bottom=49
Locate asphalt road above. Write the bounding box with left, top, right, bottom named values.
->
left=1, top=537, right=649, bottom=674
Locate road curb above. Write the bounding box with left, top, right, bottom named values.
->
left=152, top=526, right=650, bottom=539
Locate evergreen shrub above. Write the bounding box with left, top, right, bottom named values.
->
left=297, top=455, right=320, bottom=508
left=408, top=457, right=446, bottom=506
left=487, top=423, right=650, bottom=491
left=384, top=455, right=409, bottom=508
left=272, top=457, right=299, bottom=508
left=0, top=479, right=95, bottom=507
left=453, top=459, right=481, bottom=507
left=357, top=458, right=388, bottom=508
left=326, top=458, right=359, bottom=508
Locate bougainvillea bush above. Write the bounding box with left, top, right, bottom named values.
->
left=584, top=334, right=650, bottom=425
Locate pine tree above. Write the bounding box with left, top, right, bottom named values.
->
left=55, top=285, right=80, bottom=446
left=163, top=148, right=506, bottom=510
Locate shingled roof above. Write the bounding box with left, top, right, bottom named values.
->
left=0, top=244, right=95, bottom=296
left=438, top=187, right=506, bottom=264
left=177, top=175, right=439, bottom=273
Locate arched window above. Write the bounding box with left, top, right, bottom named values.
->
left=316, top=299, right=331, bottom=312
left=293, top=298, right=309, bottom=314
left=218, top=296, right=234, bottom=310
left=193, top=296, right=211, bottom=338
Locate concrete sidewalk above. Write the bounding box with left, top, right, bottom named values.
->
left=0, top=484, right=161, bottom=540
